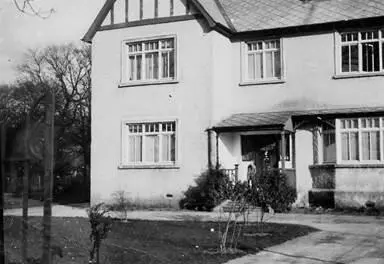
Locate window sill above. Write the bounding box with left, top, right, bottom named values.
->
left=333, top=72, right=384, bottom=79
left=310, top=163, right=384, bottom=169
left=118, top=164, right=180, bottom=169
left=239, top=79, right=285, bottom=86
left=119, top=79, right=179, bottom=88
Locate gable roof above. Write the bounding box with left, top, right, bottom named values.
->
left=218, top=0, right=384, bottom=32
left=83, top=0, right=384, bottom=43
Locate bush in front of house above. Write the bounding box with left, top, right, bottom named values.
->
left=250, top=169, right=297, bottom=212
left=179, top=168, right=230, bottom=211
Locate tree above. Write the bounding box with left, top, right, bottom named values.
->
left=17, top=44, right=92, bottom=192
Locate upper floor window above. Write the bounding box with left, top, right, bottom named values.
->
left=243, top=39, right=282, bottom=83
left=122, top=37, right=176, bottom=84
left=340, top=30, right=384, bottom=74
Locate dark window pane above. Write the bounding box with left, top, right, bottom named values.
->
left=350, top=45, right=359, bottom=72
left=342, top=46, right=350, bottom=72
left=362, top=42, right=380, bottom=72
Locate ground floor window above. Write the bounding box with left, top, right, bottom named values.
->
left=122, top=120, right=177, bottom=166
left=321, top=117, right=384, bottom=163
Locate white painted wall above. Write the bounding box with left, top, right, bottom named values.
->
left=91, top=18, right=213, bottom=205
left=294, top=129, right=314, bottom=207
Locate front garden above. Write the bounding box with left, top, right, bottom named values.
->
left=5, top=216, right=316, bottom=264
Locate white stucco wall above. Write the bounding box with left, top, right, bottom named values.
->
left=91, top=18, right=214, bottom=205
left=211, top=32, right=384, bottom=116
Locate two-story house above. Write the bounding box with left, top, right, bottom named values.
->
left=84, top=0, right=384, bottom=209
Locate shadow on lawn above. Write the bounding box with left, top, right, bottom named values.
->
left=4, top=217, right=318, bottom=264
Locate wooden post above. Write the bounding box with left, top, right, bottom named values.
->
left=234, top=164, right=239, bottom=182
left=215, top=132, right=219, bottom=169
left=154, top=0, right=158, bottom=18
left=22, top=115, right=30, bottom=262
left=41, top=89, right=55, bottom=264
left=0, top=125, right=5, bottom=264
left=281, top=131, right=286, bottom=170
left=312, top=127, right=319, bottom=165
left=207, top=130, right=212, bottom=170
left=170, top=0, right=174, bottom=16
left=125, top=0, right=129, bottom=22
left=110, top=4, right=114, bottom=25
left=139, top=0, right=143, bottom=20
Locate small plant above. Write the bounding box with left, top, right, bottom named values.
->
left=111, top=190, right=132, bottom=221
left=87, top=203, right=112, bottom=264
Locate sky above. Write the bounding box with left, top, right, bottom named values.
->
left=0, top=0, right=105, bottom=84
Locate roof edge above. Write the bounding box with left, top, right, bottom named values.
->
left=82, top=0, right=117, bottom=43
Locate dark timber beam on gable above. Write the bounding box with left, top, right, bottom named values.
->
left=82, top=0, right=117, bottom=43
left=99, top=14, right=202, bottom=32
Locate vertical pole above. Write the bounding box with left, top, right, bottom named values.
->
left=0, top=125, right=5, bottom=264
left=42, top=89, right=54, bottom=264
left=22, top=115, right=30, bottom=262
left=281, top=131, right=286, bottom=171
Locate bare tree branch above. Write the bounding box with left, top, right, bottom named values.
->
left=13, top=0, right=55, bottom=19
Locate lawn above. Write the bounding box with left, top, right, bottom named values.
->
left=4, top=216, right=317, bottom=264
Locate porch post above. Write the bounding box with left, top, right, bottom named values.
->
left=281, top=131, right=286, bottom=170
left=312, top=127, right=319, bottom=165
left=207, top=129, right=212, bottom=169
left=215, top=132, right=220, bottom=169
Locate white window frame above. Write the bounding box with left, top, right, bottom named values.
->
left=335, top=29, right=384, bottom=77
left=241, top=38, right=284, bottom=84
left=121, top=35, right=178, bottom=86
left=335, top=117, right=384, bottom=164
left=120, top=118, right=179, bottom=168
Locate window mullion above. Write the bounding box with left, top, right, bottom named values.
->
left=142, top=43, right=146, bottom=80
left=142, top=124, right=146, bottom=162
left=380, top=118, right=384, bottom=161
left=158, top=132, right=163, bottom=162
left=358, top=119, right=362, bottom=161
left=379, top=30, right=383, bottom=71
left=262, top=42, right=266, bottom=78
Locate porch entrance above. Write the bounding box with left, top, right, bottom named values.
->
left=241, top=133, right=292, bottom=181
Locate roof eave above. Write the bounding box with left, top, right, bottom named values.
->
left=81, top=0, right=117, bottom=43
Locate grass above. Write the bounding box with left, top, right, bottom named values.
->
left=4, top=217, right=317, bottom=264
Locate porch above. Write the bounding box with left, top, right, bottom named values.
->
left=210, top=112, right=297, bottom=188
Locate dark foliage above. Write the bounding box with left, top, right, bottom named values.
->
left=179, top=168, right=230, bottom=211
left=250, top=169, right=297, bottom=212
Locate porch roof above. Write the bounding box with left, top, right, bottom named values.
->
left=212, top=106, right=384, bottom=133
left=211, top=111, right=295, bottom=133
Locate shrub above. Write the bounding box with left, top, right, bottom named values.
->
left=179, top=168, right=230, bottom=211
left=87, top=203, right=112, bottom=264
left=250, top=169, right=296, bottom=212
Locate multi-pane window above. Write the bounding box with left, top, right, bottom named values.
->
left=341, top=30, right=384, bottom=74
left=125, top=38, right=175, bottom=82
left=245, top=40, right=282, bottom=81
left=125, top=121, right=176, bottom=165
left=339, top=117, right=383, bottom=162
